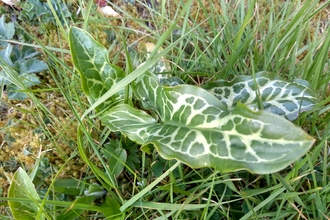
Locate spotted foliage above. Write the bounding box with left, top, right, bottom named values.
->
left=101, top=72, right=315, bottom=174
left=203, top=72, right=318, bottom=120
left=70, top=27, right=315, bottom=174
left=69, top=27, right=125, bottom=112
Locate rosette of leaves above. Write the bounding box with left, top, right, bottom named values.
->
left=0, top=44, right=48, bottom=100
left=69, top=27, right=316, bottom=174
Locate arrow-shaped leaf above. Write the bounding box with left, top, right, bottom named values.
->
left=202, top=72, right=318, bottom=120
left=69, top=27, right=125, bottom=112
left=101, top=72, right=314, bottom=174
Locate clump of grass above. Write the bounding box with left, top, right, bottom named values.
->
left=0, top=0, right=329, bottom=219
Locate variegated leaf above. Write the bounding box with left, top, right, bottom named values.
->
left=69, top=27, right=125, bottom=112
left=202, top=72, right=318, bottom=120
left=101, top=72, right=314, bottom=174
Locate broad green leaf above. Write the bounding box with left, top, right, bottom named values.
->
left=102, top=72, right=315, bottom=174
left=107, top=148, right=127, bottom=178
left=69, top=27, right=125, bottom=112
left=8, top=167, right=45, bottom=220
left=53, top=178, right=85, bottom=196
left=100, top=196, right=121, bottom=219
left=203, top=72, right=318, bottom=120
left=151, top=160, right=165, bottom=177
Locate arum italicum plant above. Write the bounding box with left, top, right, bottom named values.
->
left=69, top=27, right=316, bottom=175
